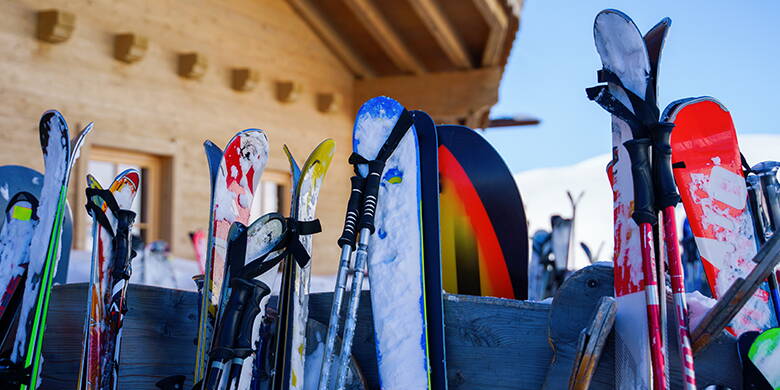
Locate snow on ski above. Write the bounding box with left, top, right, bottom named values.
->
left=589, top=10, right=655, bottom=390
left=353, top=96, right=429, bottom=390
left=668, top=97, right=777, bottom=334
left=195, top=130, right=268, bottom=384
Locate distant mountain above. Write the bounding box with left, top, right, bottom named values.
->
left=514, top=133, right=780, bottom=268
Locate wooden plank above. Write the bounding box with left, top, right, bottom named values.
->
left=569, top=297, right=616, bottom=390
left=473, top=0, right=508, bottom=66
left=286, top=0, right=375, bottom=78
left=355, top=67, right=502, bottom=124
left=408, top=0, right=472, bottom=69
left=692, top=232, right=780, bottom=354
left=343, top=0, right=426, bottom=75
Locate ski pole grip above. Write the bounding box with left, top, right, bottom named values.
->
left=234, top=280, right=271, bottom=358
left=651, top=122, right=681, bottom=209
left=624, top=138, right=657, bottom=225
left=359, top=160, right=385, bottom=234
left=338, top=175, right=364, bottom=248
left=210, top=278, right=253, bottom=361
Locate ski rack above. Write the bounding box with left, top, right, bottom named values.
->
left=691, top=232, right=780, bottom=353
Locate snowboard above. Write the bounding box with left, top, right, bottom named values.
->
left=667, top=97, right=777, bottom=334
left=269, top=139, right=334, bottom=390
left=9, top=111, right=92, bottom=389
left=0, top=192, right=39, bottom=351
left=77, top=169, right=140, bottom=390
left=352, top=96, right=429, bottom=390
left=0, top=165, right=74, bottom=285
left=194, top=130, right=269, bottom=383
left=413, top=110, right=447, bottom=390
left=591, top=9, right=654, bottom=389
left=437, top=125, right=528, bottom=300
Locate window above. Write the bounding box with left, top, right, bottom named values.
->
left=84, top=147, right=164, bottom=248
left=250, top=170, right=290, bottom=220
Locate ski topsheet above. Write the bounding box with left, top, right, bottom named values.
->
left=353, top=96, right=429, bottom=390
left=667, top=97, right=776, bottom=334
left=78, top=169, right=140, bottom=390
left=11, top=111, right=92, bottom=389
left=414, top=111, right=447, bottom=390
left=748, top=327, right=780, bottom=388
left=271, top=139, right=334, bottom=390
left=592, top=10, right=652, bottom=389
left=195, top=130, right=268, bottom=383
left=437, top=125, right=528, bottom=299
left=0, top=192, right=39, bottom=341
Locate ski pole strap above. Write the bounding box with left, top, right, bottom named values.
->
left=650, top=121, right=681, bottom=209
left=338, top=175, right=364, bottom=249
left=348, top=109, right=415, bottom=233
left=84, top=187, right=122, bottom=237
left=586, top=69, right=663, bottom=140
left=286, top=218, right=322, bottom=267
left=624, top=138, right=657, bottom=225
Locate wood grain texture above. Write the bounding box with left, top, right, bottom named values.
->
left=408, top=0, right=472, bottom=69
left=40, top=268, right=742, bottom=390
left=342, top=0, right=426, bottom=75
left=472, top=0, right=508, bottom=66
left=0, top=0, right=354, bottom=274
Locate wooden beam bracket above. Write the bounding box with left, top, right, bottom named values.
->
left=36, top=9, right=76, bottom=43
left=275, top=80, right=303, bottom=103
left=177, top=52, right=208, bottom=80
left=316, top=92, right=342, bottom=113
left=114, top=33, right=148, bottom=64
left=231, top=68, right=259, bottom=92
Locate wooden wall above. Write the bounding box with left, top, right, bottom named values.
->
left=0, top=0, right=355, bottom=275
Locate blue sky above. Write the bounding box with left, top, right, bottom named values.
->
left=485, top=1, right=780, bottom=172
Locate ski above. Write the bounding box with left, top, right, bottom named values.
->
left=667, top=97, right=777, bottom=334
left=588, top=9, right=662, bottom=389
left=746, top=327, right=780, bottom=389
left=194, top=130, right=268, bottom=384
left=437, top=124, right=528, bottom=299
left=4, top=111, right=92, bottom=389
left=413, top=110, right=447, bottom=390
left=77, top=169, right=140, bottom=390
left=268, top=139, right=333, bottom=390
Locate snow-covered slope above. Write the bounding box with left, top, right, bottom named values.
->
left=515, top=133, right=780, bottom=268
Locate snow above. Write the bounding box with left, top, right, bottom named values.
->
left=685, top=290, right=716, bottom=331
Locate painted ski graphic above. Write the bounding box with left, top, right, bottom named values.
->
left=195, top=131, right=268, bottom=383
left=591, top=10, right=653, bottom=389
left=78, top=169, right=140, bottom=390
left=668, top=97, right=776, bottom=334
left=437, top=125, right=528, bottom=300
left=353, top=96, right=429, bottom=390
left=748, top=327, right=780, bottom=388
left=10, top=111, right=92, bottom=389
left=272, top=139, right=334, bottom=390
left=0, top=192, right=39, bottom=344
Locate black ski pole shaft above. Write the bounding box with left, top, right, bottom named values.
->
left=224, top=279, right=271, bottom=389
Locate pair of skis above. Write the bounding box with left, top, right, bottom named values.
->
left=77, top=170, right=141, bottom=390
left=190, top=128, right=333, bottom=390
left=588, top=10, right=694, bottom=390
left=319, top=97, right=448, bottom=390
left=0, top=111, right=92, bottom=389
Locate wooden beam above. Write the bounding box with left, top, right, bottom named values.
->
left=408, top=0, right=472, bottom=69
left=473, top=0, right=508, bottom=66
left=286, top=0, right=375, bottom=78
left=355, top=67, right=502, bottom=125
left=344, top=0, right=426, bottom=75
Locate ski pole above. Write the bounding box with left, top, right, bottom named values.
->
left=624, top=138, right=667, bottom=390
left=651, top=123, right=696, bottom=389
left=319, top=176, right=363, bottom=390
left=223, top=278, right=270, bottom=390
left=747, top=162, right=780, bottom=318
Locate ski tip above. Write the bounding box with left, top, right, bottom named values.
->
left=38, top=110, right=69, bottom=150
left=283, top=144, right=301, bottom=177
left=86, top=174, right=103, bottom=190
left=113, top=168, right=141, bottom=189
left=663, top=96, right=729, bottom=122
left=594, top=9, right=643, bottom=37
